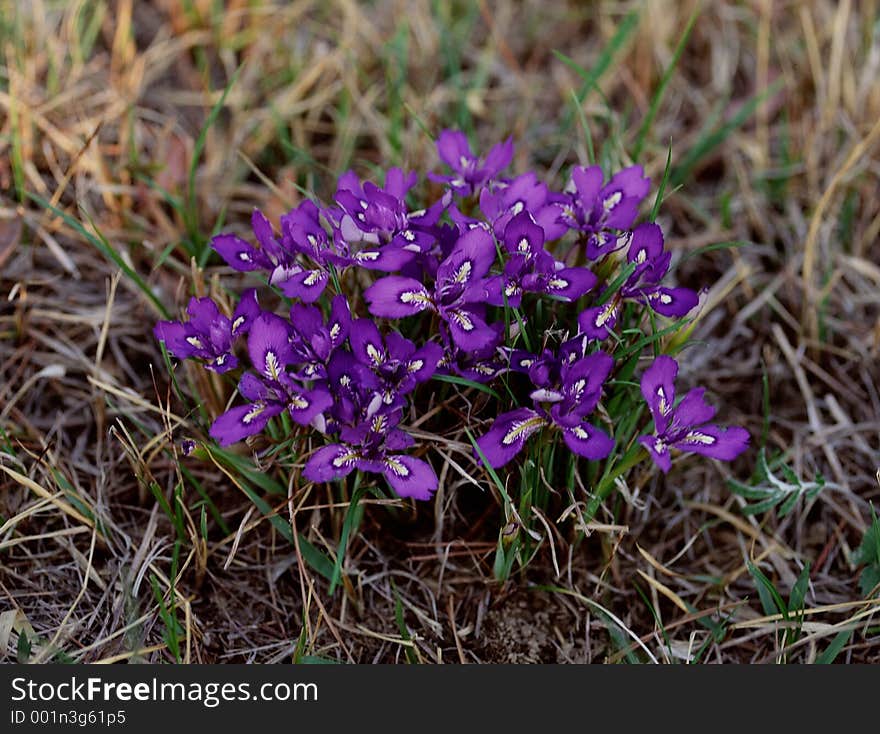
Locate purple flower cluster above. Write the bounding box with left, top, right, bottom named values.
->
left=155, top=131, right=749, bottom=501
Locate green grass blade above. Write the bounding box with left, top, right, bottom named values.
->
left=671, top=78, right=784, bottom=187
left=555, top=10, right=640, bottom=133
left=633, top=6, right=700, bottom=159
left=28, top=193, right=170, bottom=318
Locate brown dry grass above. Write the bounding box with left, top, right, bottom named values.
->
left=1, top=0, right=879, bottom=663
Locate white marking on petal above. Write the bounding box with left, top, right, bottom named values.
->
left=517, top=237, right=530, bottom=253
left=453, top=260, right=472, bottom=283
left=307, top=234, right=317, bottom=247
left=339, top=375, right=351, bottom=387
left=570, top=425, right=590, bottom=440
left=510, top=201, right=524, bottom=215
left=684, top=431, right=715, bottom=445
left=238, top=252, right=252, bottom=262
left=232, top=316, right=246, bottom=333
left=402, top=230, right=416, bottom=242
left=449, top=310, right=474, bottom=331
left=371, top=414, right=388, bottom=433
left=366, top=344, right=384, bottom=365
left=594, top=302, right=618, bottom=328
left=265, top=351, right=280, bottom=380
left=214, top=354, right=227, bottom=366
left=659, top=293, right=672, bottom=305
left=332, top=451, right=360, bottom=468
left=242, top=403, right=266, bottom=424
left=399, top=290, right=432, bottom=308
left=409, top=209, right=426, bottom=219
left=289, top=395, right=309, bottom=410
left=548, top=277, right=569, bottom=291
left=656, top=387, right=670, bottom=416
left=186, top=336, right=204, bottom=349
left=303, top=270, right=323, bottom=286
left=356, top=250, right=380, bottom=261
left=329, top=323, right=341, bottom=340
left=384, top=457, right=410, bottom=477
left=654, top=437, right=668, bottom=454
left=603, top=190, right=622, bottom=211
left=407, top=359, right=424, bottom=373
left=502, top=416, right=546, bottom=445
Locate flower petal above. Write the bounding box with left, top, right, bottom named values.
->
left=443, top=307, right=496, bottom=353
left=648, top=286, right=699, bottom=318
left=562, top=352, right=614, bottom=414
left=406, top=341, right=443, bottom=382
left=437, top=226, right=497, bottom=286
left=153, top=320, right=199, bottom=359
left=349, top=318, right=386, bottom=368
left=640, top=355, right=678, bottom=432
left=476, top=408, right=546, bottom=469
left=638, top=434, right=673, bottom=473
left=382, top=455, right=438, bottom=500
left=577, top=302, right=619, bottom=340
left=626, top=223, right=665, bottom=266
left=674, top=387, right=716, bottom=427
left=542, top=266, right=597, bottom=301
left=436, top=129, right=472, bottom=171
left=672, top=424, right=750, bottom=462
left=561, top=421, right=614, bottom=460
left=277, top=268, right=329, bottom=302
left=248, top=313, right=294, bottom=381
left=231, top=288, right=260, bottom=338
left=303, top=444, right=360, bottom=483
left=364, top=276, right=434, bottom=318
left=502, top=211, right=544, bottom=255
left=211, top=233, right=270, bottom=271
left=327, top=295, right=352, bottom=350
left=209, top=402, right=284, bottom=446
left=287, top=386, right=332, bottom=426
left=352, top=246, right=415, bottom=271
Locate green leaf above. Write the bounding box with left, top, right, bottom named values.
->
left=815, top=629, right=853, bottom=664
left=789, top=563, right=811, bottom=614
left=748, top=562, right=787, bottom=618
left=16, top=629, right=31, bottom=663
left=329, top=482, right=365, bottom=595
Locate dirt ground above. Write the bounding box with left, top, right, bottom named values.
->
left=1, top=0, right=879, bottom=663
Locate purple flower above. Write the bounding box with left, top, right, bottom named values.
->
left=348, top=318, right=443, bottom=407
left=365, top=227, right=498, bottom=352
left=486, top=212, right=596, bottom=306
left=334, top=168, right=444, bottom=266
left=303, top=412, right=438, bottom=500
left=153, top=290, right=259, bottom=372
left=553, top=165, right=651, bottom=259
left=478, top=172, right=567, bottom=240
left=285, top=295, right=352, bottom=381
left=476, top=352, right=615, bottom=468
left=577, top=223, right=698, bottom=340
left=208, top=313, right=332, bottom=446
left=428, top=129, right=514, bottom=197
left=211, top=207, right=334, bottom=302
left=637, top=355, right=749, bottom=472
